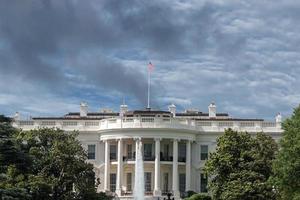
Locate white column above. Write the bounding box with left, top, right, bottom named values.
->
left=154, top=138, right=161, bottom=196
left=116, top=139, right=123, bottom=196
left=186, top=140, right=191, bottom=191
left=104, top=140, right=110, bottom=191
left=172, top=139, right=180, bottom=198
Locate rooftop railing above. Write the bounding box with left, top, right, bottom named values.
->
left=13, top=116, right=282, bottom=133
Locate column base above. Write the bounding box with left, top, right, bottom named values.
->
left=153, top=189, right=162, bottom=196
left=115, top=189, right=122, bottom=196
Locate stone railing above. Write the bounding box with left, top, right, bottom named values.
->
left=13, top=117, right=282, bottom=133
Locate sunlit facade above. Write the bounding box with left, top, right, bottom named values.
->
left=12, top=102, right=282, bottom=200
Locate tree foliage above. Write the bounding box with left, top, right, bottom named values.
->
left=0, top=116, right=108, bottom=200
left=272, top=106, right=300, bottom=200
left=185, top=193, right=212, bottom=200
left=204, top=129, right=278, bottom=200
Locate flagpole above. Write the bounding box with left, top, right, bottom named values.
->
left=147, top=66, right=150, bottom=109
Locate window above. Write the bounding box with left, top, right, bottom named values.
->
left=178, top=143, right=186, bottom=162
left=163, top=144, right=171, bottom=161
left=127, top=144, right=133, bottom=159
left=110, top=173, right=116, bottom=192
left=164, top=144, right=169, bottom=157
left=110, top=145, right=117, bottom=160
left=163, top=173, right=169, bottom=193
left=144, top=172, right=152, bottom=192
left=87, top=144, right=96, bottom=160
left=179, top=173, right=186, bottom=193
left=200, top=145, right=208, bottom=160
left=200, top=173, right=208, bottom=193
left=127, top=173, right=132, bottom=191
left=144, top=144, right=152, bottom=160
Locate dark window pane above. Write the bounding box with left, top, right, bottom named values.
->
left=200, top=145, right=208, bottom=160
left=179, top=173, right=186, bottom=193
left=200, top=173, right=208, bottom=193
left=144, top=172, right=152, bottom=192
left=88, top=144, right=96, bottom=159
left=110, top=173, right=116, bottom=192
left=110, top=145, right=117, bottom=160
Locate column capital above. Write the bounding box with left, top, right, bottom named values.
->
left=173, top=138, right=180, bottom=142
left=154, top=137, right=162, bottom=141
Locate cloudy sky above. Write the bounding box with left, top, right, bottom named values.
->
left=0, top=0, right=300, bottom=120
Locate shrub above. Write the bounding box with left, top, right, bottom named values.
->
left=186, top=193, right=212, bottom=200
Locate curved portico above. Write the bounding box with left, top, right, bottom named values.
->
left=100, top=128, right=196, bottom=198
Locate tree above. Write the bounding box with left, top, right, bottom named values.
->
left=185, top=193, right=212, bottom=200
left=272, top=106, right=300, bottom=200
left=204, top=129, right=278, bottom=200
left=0, top=115, right=31, bottom=200
left=0, top=116, right=105, bottom=200
left=15, top=128, right=100, bottom=200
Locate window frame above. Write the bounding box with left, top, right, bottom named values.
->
left=87, top=144, right=96, bottom=160
left=200, top=145, right=209, bottom=161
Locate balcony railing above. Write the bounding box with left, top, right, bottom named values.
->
left=13, top=117, right=282, bottom=133
left=161, top=156, right=173, bottom=161
left=144, top=155, right=155, bottom=161
left=123, top=153, right=135, bottom=161
left=178, top=157, right=186, bottom=162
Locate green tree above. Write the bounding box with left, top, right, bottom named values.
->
left=185, top=193, right=212, bottom=200
left=272, top=106, right=300, bottom=200
left=205, top=129, right=278, bottom=200
left=15, top=128, right=99, bottom=200
left=0, top=115, right=31, bottom=200
left=0, top=116, right=108, bottom=200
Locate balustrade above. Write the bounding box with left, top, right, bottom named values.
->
left=14, top=116, right=281, bottom=133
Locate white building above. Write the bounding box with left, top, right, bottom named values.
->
left=12, top=102, right=283, bottom=199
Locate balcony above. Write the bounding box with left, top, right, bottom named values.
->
left=14, top=117, right=282, bottom=134
left=123, top=153, right=135, bottom=161
left=178, top=157, right=186, bottom=162
left=161, top=156, right=173, bottom=161
left=144, top=155, right=155, bottom=161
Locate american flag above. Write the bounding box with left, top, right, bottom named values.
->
left=148, top=62, right=154, bottom=72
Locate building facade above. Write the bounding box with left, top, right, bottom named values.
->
left=12, top=102, right=283, bottom=199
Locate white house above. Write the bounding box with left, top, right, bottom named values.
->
left=12, top=102, right=283, bottom=199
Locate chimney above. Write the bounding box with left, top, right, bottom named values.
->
left=14, top=112, right=20, bottom=121
left=80, top=102, right=88, bottom=117
left=168, top=104, right=176, bottom=117
left=120, top=104, right=128, bottom=117
left=208, top=102, right=216, bottom=118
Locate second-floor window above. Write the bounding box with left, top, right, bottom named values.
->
left=110, top=145, right=117, bottom=160
left=127, top=144, right=133, bottom=158
left=200, top=145, right=208, bottom=160
left=144, top=143, right=152, bottom=159
left=87, top=144, right=96, bottom=160
left=178, top=143, right=186, bottom=162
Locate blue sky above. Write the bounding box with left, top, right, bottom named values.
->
left=0, top=0, right=300, bottom=120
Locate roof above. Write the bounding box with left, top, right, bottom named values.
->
left=193, top=118, right=264, bottom=121
left=32, top=117, right=104, bottom=120
left=176, top=112, right=229, bottom=117
left=125, top=110, right=171, bottom=115
left=66, top=112, right=119, bottom=116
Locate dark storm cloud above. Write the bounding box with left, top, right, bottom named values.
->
left=1, top=0, right=300, bottom=118
left=0, top=0, right=210, bottom=100
left=0, top=0, right=150, bottom=100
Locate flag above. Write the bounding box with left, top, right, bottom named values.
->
left=148, top=62, right=154, bottom=72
